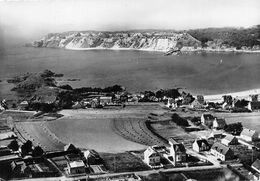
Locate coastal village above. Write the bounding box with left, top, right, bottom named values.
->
left=1, top=71, right=260, bottom=181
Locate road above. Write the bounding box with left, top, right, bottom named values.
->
left=11, top=164, right=224, bottom=181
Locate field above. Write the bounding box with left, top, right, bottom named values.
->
left=100, top=152, right=150, bottom=172
left=15, top=122, right=65, bottom=151
left=46, top=103, right=166, bottom=153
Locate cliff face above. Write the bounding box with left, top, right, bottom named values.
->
left=31, top=31, right=201, bottom=52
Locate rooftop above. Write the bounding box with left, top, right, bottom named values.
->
left=69, top=160, right=85, bottom=168
left=211, top=142, right=232, bottom=155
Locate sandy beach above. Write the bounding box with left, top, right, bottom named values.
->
left=204, top=88, right=260, bottom=102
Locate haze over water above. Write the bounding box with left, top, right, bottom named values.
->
left=0, top=46, right=260, bottom=99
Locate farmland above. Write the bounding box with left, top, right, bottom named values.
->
left=45, top=103, right=167, bottom=153
left=15, top=122, right=65, bottom=151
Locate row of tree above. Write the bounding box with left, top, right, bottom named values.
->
left=8, top=140, right=44, bottom=157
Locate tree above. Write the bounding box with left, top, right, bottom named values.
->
left=21, top=140, right=33, bottom=156
left=234, top=99, right=248, bottom=108
left=32, top=146, right=44, bottom=157
left=224, top=122, right=243, bottom=135
left=171, top=113, right=189, bottom=127
left=8, top=140, right=19, bottom=151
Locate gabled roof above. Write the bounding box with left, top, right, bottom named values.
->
left=252, top=159, right=260, bottom=171
left=202, top=114, right=215, bottom=120
left=145, top=147, right=160, bottom=158
left=241, top=128, right=258, bottom=137
left=172, top=143, right=186, bottom=153
left=64, top=143, right=77, bottom=151
left=211, top=142, right=232, bottom=155
left=194, top=139, right=209, bottom=148
left=222, top=134, right=236, bottom=142
left=69, top=160, right=85, bottom=168
left=214, top=118, right=226, bottom=125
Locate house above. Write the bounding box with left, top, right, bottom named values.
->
left=99, top=96, right=113, bottom=106
left=192, top=139, right=210, bottom=152
left=212, top=118, right=226, bottom=129
left=168, top=138, right=186, bottom=164
left=201, top=114, right=215, bottom=128
left=64, top=144, right=77, bottom=151
left=66, top=160, right=86, bottom=175
left=19, top=101, right=29, bottom=110
left=208, top=130, right=224, bottom=139
left=240, top=128, right=259, bottom=142
left=143, top=147, right=161, bottom=167
left=83, top=149, right=103, bottom=165
left=11, top=160, right=26, bottom=175
left=190, top=99, right=204, bottom=109
left=251, top=159, right=260, bottom=181
left=221, top=134, right=238, bottom=146
left=210, top=142, right=234, bottom=161
left=166, top=98, right=177, bottom=109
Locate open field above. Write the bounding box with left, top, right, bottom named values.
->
left=15, top=122, right=65, bottom=151
left=46, top=104, right=166, bottom=153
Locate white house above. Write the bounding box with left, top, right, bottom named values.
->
left=221, top=134, right=238, bottom=146
left=212, top=118, right=226, bottom=129
left=192, top=139, right=210, bottom=152
left=210, top=142, right=234, bottom=161
left=168, top=138, right=186, bottom=165
left=143, top=147, right=161, bottom=167
left=240, top=128, right=259, bottom=142
left=66, top=160, right=86, bottom=175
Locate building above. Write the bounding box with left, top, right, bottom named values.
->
left=221, top=134, right=238, bottom=146
left=251, top=159, right=260, bottom=181
left=143, top=147, right=161, bottom=167
left=66, top=160, right=86, bottom=175
left=64, top=144, right=77, bottom=151
left=210, top=142, right=234, bottom=161
left=19, top=101, right=29, bottom=110
left=99, top=96, right=113, bottom=106
left=190, top=99, right=204, bottom=109
left=168, top=138, right=186, bottom=165
left=212, top=118, right=226, bottom=129
left=201, top=114, right=215, bottom=128
left=192, top=139, right=210, bottom=152
left=166, top=98, right=177, bottom=109
left=240, top=128, right=259, bottom=142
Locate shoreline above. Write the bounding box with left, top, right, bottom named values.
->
left=64, top=46, right=260, bottom=53
left=204, top=88, right=260, bottom=102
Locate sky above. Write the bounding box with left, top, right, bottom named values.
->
left=0, top=0, right=260, bottom=41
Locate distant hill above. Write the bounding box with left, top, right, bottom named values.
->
left=29, top=26, right=260, bottom=52
left=187, top=25, right=260, bottom=49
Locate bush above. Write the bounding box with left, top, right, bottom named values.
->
left=171, top=113, right=189, bottom=127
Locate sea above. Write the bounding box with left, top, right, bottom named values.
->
left=1, top=46, right=260, bottom=133
left=1, top=46, right=260, bottom=98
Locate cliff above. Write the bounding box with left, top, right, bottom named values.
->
left=30, top=26, right=260, bottom=53
left=31, top=31, right=201, bottom=52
